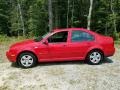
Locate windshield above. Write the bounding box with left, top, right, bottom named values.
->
left=42, top=32, right=50, bottom=38
left=34, top=32, right=50, bottom=42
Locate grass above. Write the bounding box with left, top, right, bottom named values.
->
left=115, top=39, right=120, bottom=45
left=0, top=36, right=26, bottom=63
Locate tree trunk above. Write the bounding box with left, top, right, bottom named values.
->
left=71, top=0, right=74, bottom=27
left=55, top=5, right=58, bottom=28
left=17, top=0, right=25, bottom=37
left=48, top=0, right=53, bottom=31
left=105, top=22, right=108, bottom=35
left=87, top=0, right=93, bottom=30
left=67, top=0, right=70, bottom=28
left=17, top=4, right=19, bottom=37
left=110, top=0, right=117, bottom=34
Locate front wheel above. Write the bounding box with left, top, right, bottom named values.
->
left=86, top=50, right=104, bottom=65
left=17, top=52, right=37, bottom=68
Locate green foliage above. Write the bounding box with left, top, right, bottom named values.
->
left=113, top=32, right=119, bottom=40
left=115, top=39, right=120, bottom=45
left=0, top=0, right=119, bottom=40
left=27, top=0, right=48, bottom=36
left=0, top=35, right=9, bottom=42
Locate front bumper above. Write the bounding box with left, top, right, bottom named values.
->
left=6, top=50, right=17, bottom=62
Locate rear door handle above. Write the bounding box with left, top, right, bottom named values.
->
left=87, top=42, right=90, bottom=45
left=63, top=45, right=67, bottom=47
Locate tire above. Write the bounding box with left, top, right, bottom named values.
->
left=17, top=52, right=37, bottom=68
left=86, top=50, right=104, bottom=65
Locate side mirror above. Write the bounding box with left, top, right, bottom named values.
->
left=43, top=40, right=48, bottom=45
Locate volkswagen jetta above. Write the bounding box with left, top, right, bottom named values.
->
left=6, top=28, right=115, bottom=68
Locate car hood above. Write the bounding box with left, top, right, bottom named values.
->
left=10, top=39, right=35, bottom=49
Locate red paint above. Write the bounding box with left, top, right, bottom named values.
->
left=6, top=28, right=115, bottom=63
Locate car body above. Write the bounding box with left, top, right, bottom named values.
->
left=6, top=28, right=115, bottom=68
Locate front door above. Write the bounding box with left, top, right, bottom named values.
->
left=47, top=31, right=70, bottom=61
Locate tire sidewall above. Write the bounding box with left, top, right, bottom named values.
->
left=18, top=52, right=37, bottom=68
left=86, top=50, right=104, bottom=65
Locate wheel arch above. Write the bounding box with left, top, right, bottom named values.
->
left=16, top=50, right=38, bottom=62
left=85, top=48, right=104, bottom=60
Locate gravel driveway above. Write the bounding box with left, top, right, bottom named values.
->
left=0, top=46, right=120, bottom=90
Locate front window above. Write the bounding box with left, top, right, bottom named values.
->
left=34, top=32, right=50, bottom=42
left=71, top=30, right=94, bottom=42
left=48, top=31, right=68, bottom=43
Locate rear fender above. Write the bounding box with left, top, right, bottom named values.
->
left=85, top=45, right=104, bottom=59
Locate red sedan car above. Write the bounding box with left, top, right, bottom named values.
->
left=6, top=28, right=115, bottom=68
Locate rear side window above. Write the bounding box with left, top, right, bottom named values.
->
left=71, top=30, right=94, bottom=42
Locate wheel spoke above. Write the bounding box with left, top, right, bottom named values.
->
left=20, top=55, right=33, bottom=67
left=93, top=52, right=97, bottom=56
left=21, top=59, right=26, bottom=63
left=27, top=55, right=32, bottom=59
left=22, top=56, right=27, bottom=59
left=25, top=61, right=29, bottom=66
left=96, top=54, right=100, bottom=57
left=96, top=57, right=100, bottom=61
left=90, top=51, right=102, bottom=64
left=28, top=59, right=33, bottom=64
left=90, top=56, right=94, bottom=59
left=90, top=57, right=95, bottom=62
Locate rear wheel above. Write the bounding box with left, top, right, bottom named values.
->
left=17, top=52, right=37, bottom=68
left=86, top=50, right=104, bottom=65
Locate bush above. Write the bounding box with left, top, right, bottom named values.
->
left=0, top=35, right=10, bottom=42
left=113, top=33, right=119, bottom=40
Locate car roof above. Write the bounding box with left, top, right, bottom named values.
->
left=53, top=28, right=96, bottom=34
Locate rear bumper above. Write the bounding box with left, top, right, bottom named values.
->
left=6, top=51, right=17, bottom=62
left=105, top=47, right=115, bottom=57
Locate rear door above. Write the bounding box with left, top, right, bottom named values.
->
left=68, top=30, right=95, bottom=59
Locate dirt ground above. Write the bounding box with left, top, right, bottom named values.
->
left=0, top=43, right=120, bottom=90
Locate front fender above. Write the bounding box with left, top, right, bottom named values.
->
left=16, top=46, right=39, bottom=61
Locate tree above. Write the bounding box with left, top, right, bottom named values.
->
left=66, top=0, right=70, bottom=28
left=71, top=0, right=74, bottom=27
left=87, top=0, right=93, bottom=30
left=110, top=0, right=117, bottom=36
left=17, top=0, right=26, bottom=37
left=28, top=0, right=48, bottom=36
left=0, top=0, right=11, bottom=36
left=0, top=0, right=119, bottom=40
left=48, top=0, right=53, bottom=31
